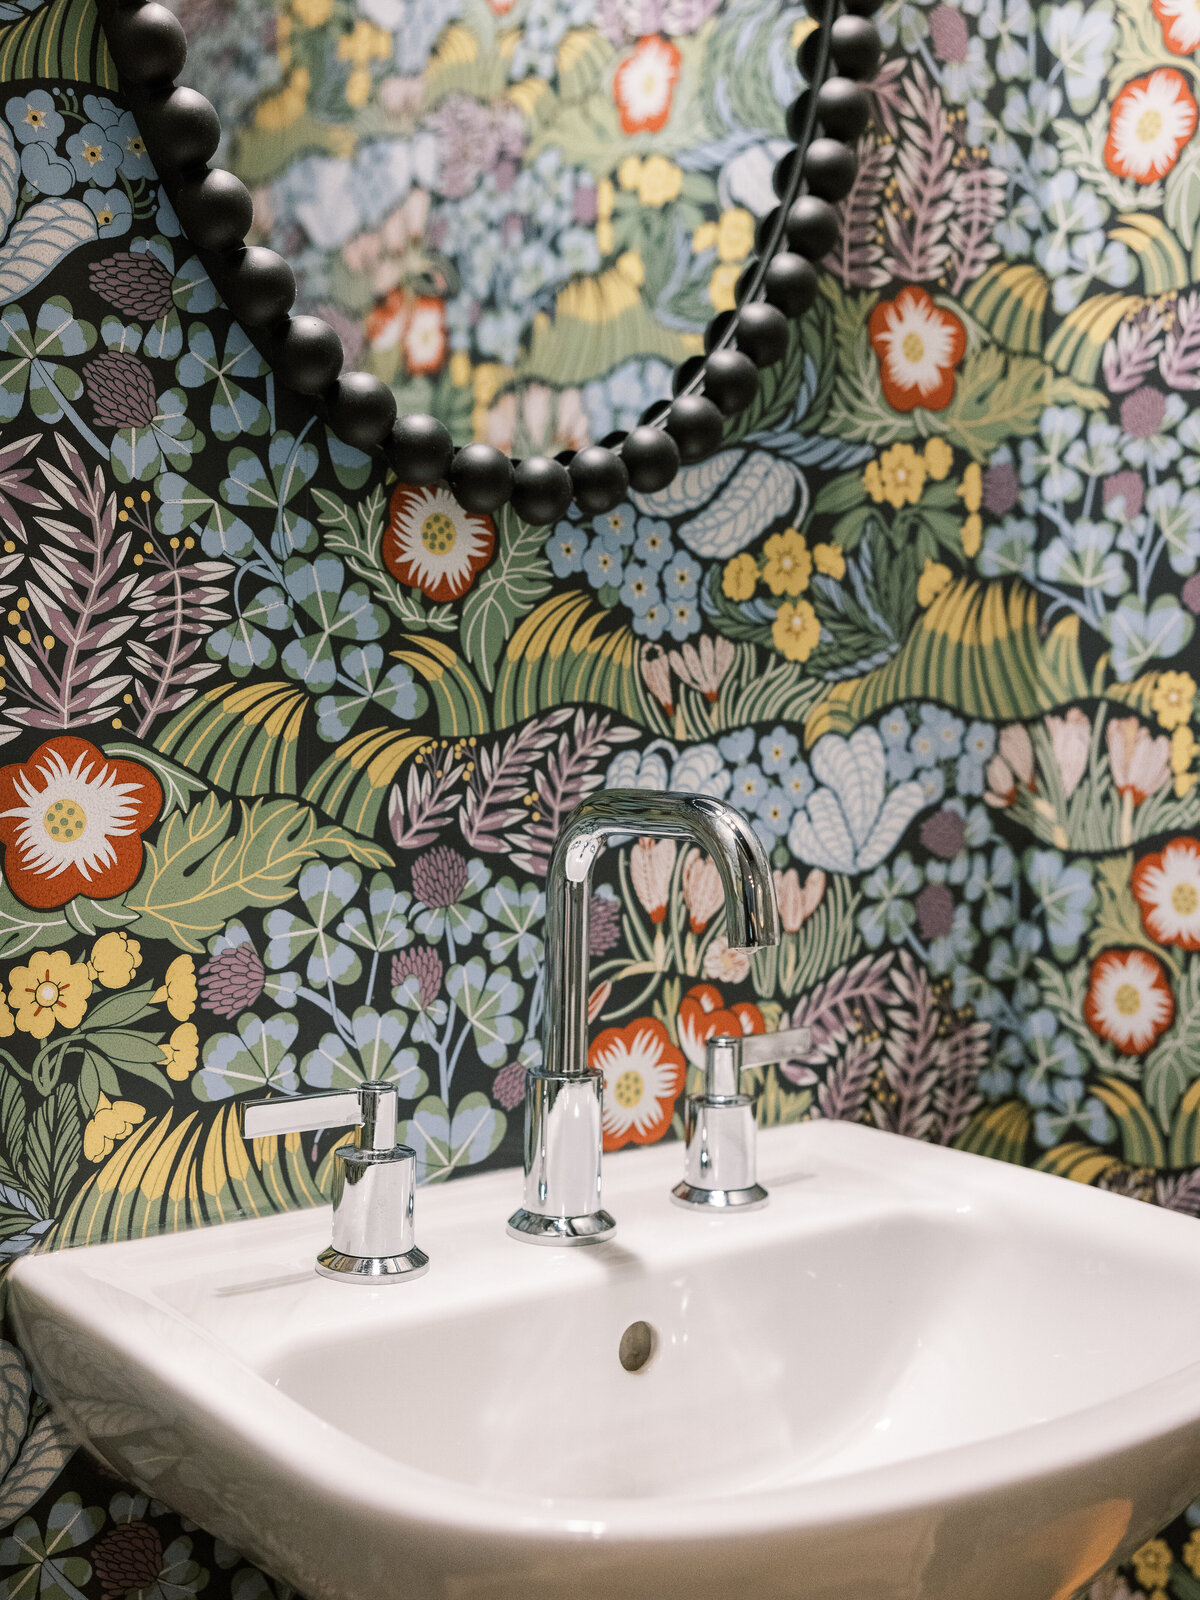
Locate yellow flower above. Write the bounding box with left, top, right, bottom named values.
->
left=472, top=362, right=507, bottom=408
left=863, top=460, right=885, bottom=503
left=638, top=155, right=682, bottom=208
left=345, top=65, right=372, bottom=108
left=716, top=208, right=754, bottom=263
left=0, top=996, right=13, bottom=1038
left=255, top=66, right=310, bottom=130
left=772, top=600, right=820, bottom=662
left=876, top=443, right=926, bottom=508
left=617, top=154, right=643, bottom=191
left=88, top=930, right=142, bottom=990
left=1131, top=1539, right=1172, bottom=1591
left=83, top=1093, right=146, bottom=1163
left=596, top=218, right=614, bottom=254
left=160, top=1022, right=199, bottom=1083
left=692, top=221, right=718, bottom=253
left=337, top=18, right=391, bottom=63
left=449, top=350, right=471, bottom=387
left=813, top=542, right=845, bottom=579
left=1183, top=1528, right=1200, bottom=1577
left=1153, top=670, right=1196, bottom=730
left=293, top=0, right=331, bottom=25
left=723, top=553, right=758, bottom=600
left=708, top=263, right=739, bottom=312
left=1172, top=724, right=1196, bottom=773
left=958, top=461, right=982, bottom=513
left=155, top=954, right=197, bottom=1021
left=9, top=950, right=91, bottom=1040
left=961, top=513, right=982, bottom=558
left=596, top=178, right=614, bottom=221
left=917, top=558, right=953, bottom=608
left=762, top=528, right=812, bottom=596
left=923, top=437, right=953, bottom=480
left=616, top=250, right=644, bottom=286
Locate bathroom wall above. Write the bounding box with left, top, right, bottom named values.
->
left=0, top=0, right=1198, bottom=1593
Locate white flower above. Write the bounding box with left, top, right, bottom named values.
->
left=1, top=745, right=146, bottom=886
left=787, top=728, right=928, bottom=874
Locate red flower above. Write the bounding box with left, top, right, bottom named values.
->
left=0, top=737, right=162, bottom=909
left=1105, top=69, right=1198, bottom=183
left=613, top=36, right=681, bottom=136
left=383, top=485, right=496, bottom=603
left=868, top=286, right=967, bottom=414
left=591, top=1016, right=686, bottom=1151
left=1152, top=0, right=1200, bottom=54
left=1132, top=837, right=1200, bottom=950
left=1084, top=949, right=1175, bottom=1056
left=404, top=297, right=447, bottom=377
left=676, top=981, right=765, bottom=1071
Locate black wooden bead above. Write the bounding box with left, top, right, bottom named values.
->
left=786, top=194, right=839, bottom=259
left=389, top=413, right=454, bottom=486
left=754, top=206, right=782, bottom=256
left=448, top=443, right=514, bottom=513
left=326, top=372, right=397, bottom=451
left=569, top=445, right=629, bottom=514
left=105, top=2, right=186, bottom=83
left=704, top=309, right=736, bottom=354
left=772, top=148, right=801, bottom=200
left=220, top=246, right=296, bottom=326
left=804, top=137, right=858, bottom=202
left=818, top=76, right=872, bottom=141
left=271, top=315, right=343, bottom=396
left=511, top=456, right=572, bottom=526
left=842, top=0, right=883, bottom=15
left=665, top=394, right=724, bottom=463
left=137, top=86, right=220, bottom=169
left=671, top=354, right=705, bottom=396
left=638, top=401, right=671, bottom=427
left=172, top=169, right=254, bottom=252
left=623, top=425, right=680, bottom=493
left=797, top=26, right=826, bottom=82
left=830, top=15, right=882, bottom=79
left=703, top=349, right=759, bottom=416
left=764, top=252, right=819, bottom=318
left=735, top=301, right=789, bottom=368
left=599, top=430, right=626, bottom=450
left=734, top=261, right=759, bottom=305
left=786, top=90, right=812, bottom=145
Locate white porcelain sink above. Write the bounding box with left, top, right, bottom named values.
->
left=11, top=1121, right=1200, bottom=1600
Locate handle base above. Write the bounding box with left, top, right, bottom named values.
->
left=505, top=1207, right=616, bottom=1246
left=315, top=1243, right=430, bottom=1283
left=670, top=1180, right=768, bottom=1212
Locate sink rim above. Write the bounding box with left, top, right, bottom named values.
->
left=12, top=1121, right=1200, bottom=1548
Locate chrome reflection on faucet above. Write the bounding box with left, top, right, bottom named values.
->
left=506, top=789, right=781, bottom=1247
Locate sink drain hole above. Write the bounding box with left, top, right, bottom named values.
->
left=618, top=1320, right=657, bottom=1373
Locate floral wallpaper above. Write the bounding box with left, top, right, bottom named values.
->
left=0, top=0, right=1198, bottom=1591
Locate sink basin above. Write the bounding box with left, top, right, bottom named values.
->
left=11, top=1120, right=1200, bottom=1600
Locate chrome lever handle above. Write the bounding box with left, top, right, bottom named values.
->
left=704, top=1024, right=814, bottom=1099
left=237, top=1083, right=427, bottom=1285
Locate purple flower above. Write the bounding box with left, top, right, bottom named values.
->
left=391, top=946, right=444, bottom=1008
left=929, top=4, right=969, bottom=61
left=83, top=351, right=157, bottom=428
left=88, top=252, right=175, bottom=321
left=427, top=96, right=525, bottom=200
left=1184, top=574, right=1200, bottom=614
left=1121, top=386, right=1167, bottom=440
left=198, top=944, right=265, bottom=1018
left=982, top=461, right=1019, bottom=516
left=919, top=809, right=966, bottom=860
left=915, top=882, right=955, bottom=940
left=492, top=1060, right=527, bottom=1111
left=412, top=846, right=469, bottom=908
left=589, top=892, right=622, bottom=957
left=1102, top=470, right=1144, bottom=520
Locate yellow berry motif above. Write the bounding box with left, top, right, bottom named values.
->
left=923, top=437, right=953, bottom=480
left=960, top=513, right=982, bottom=558
left=917, top=558, right=953, bottom=608
left=812, top=542, right=845, bottom=580
left=957, top=461, right=983, bottom=513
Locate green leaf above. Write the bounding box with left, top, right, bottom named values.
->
left=400, top=1092, right=506, bottom=1183
left=462, top=505, right=554, bottom=690
left=1144, top=964, right=1200, bottom=1130
left=0, top=1341, right=31, bottom=1481
left=0, top=1413, right=75, bottom=1528
left=78, top=985, right=157, bottom=1033
left=23, top=1083, right=81, bottom=1214
left=124, top=794, right=392, bottom=952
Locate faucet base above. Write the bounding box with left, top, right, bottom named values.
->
left=669, top=1181, right=769, bottom=1212
left=505, top=1208, right=617, bottom=1246
left=315, top=1244, right=430, bottom=1282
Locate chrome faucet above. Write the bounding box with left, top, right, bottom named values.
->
left=506, top=789, right=781, bottom=1247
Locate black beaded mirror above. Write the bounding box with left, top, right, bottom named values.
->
left=95, top=0, right=880, bottom=525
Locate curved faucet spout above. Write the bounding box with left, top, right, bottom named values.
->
left=542, top=789, right=781, bottom=1080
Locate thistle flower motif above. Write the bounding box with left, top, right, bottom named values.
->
left=412, top=845, right=469, bottom=908
left=198, top=944, right=265, bottom=1017
left=589, top=891, right=622, bottom=956
left=91, top=1522, right=165, bottom=1598
left=88, top=251, right=175, bottom=321
left=83, top=351, right=157, bottom=429
left=492, top=1060, right=527, bottom=1110
left=391, top=946, right=444, bottom=1007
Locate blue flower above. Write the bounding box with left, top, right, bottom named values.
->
left=1025, top=849, right=1094, bottom=960
left=583, top=540, right=624, bottom=589
left=81, top=96, right=153, bottom=178
left=666, top=597, right=700, bottom=641
left=592, top=504, right=636, bottom=546
left=18, top=141, right=72, bottom=195
left=663, top=552, right=701, bottom=600
left=719, top=728, right=755, bottom=763
left=731, top=762, right=768, bottom=808
left=914, top=765, right=945, bottom=806
left=779, top=760, right=813, bottom=806
left=548, top=521, right=586, bottom=578
left=84, top=188, right=132, bottom=238
left=633, top=600, right=667, bottom=640
left=957, top=719, right=996, bottom=795
left=759, top=725, right=799, bottom=774
left=67, top=123, right=121, bottom=185
left=879, top=707, right=910, bottom=747
left=634, top=518, right=673, bottom=568
left=5, top=90, right=62, bottom=144
left=886, top=742, right=916, bottom=783
left=911, top=704, right=964, bottom=767
left=620, top=563, right=659, bottom=616
left=754, top=785, right=793, bottom=838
